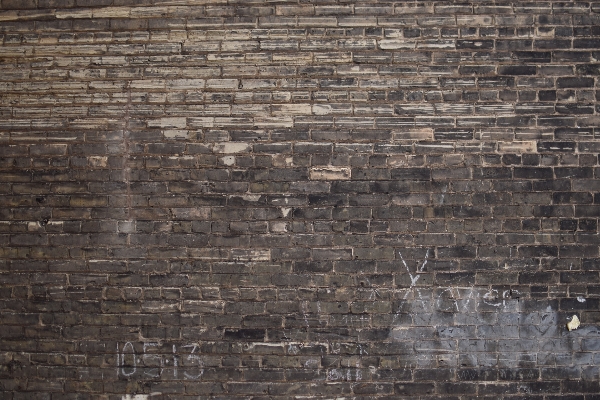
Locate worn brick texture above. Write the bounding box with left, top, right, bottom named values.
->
left=1, top=0, right=600, bottom=398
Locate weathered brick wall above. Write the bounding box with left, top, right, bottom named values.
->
left=1, top=0, right=600, bottom=398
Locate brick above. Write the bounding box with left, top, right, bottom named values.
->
left=213, top=142, right=250, bottom=154
left=1, top=2, right=599, bottom=398
left=574, top=39, right=600, bottom=49
left=498, top=141, right=537, bottom=153
left=2, top=0, right=37, bottom=8
left=557, top=77, right=595, bottom=88
left=456, top=39, right=494, bottom=49
left=498, top=65, right=537, bottom=75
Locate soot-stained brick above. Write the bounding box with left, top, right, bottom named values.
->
left=0, top=0, right=599, bottom=398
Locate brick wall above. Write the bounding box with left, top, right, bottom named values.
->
left=1, top=0, right=600, bottom=398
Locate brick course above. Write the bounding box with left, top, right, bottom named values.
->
left=1, top=0, right=600, bottom=398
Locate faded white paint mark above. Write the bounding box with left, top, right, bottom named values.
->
left=163, top=129, right=191, bottom=139
left=220, top=155, right=235, bottom=166
left=241, top=194, right=261, bottom=202
left=27, top=221, right=41, bottom=231
left=309, top=167, right=351, bottom=180
left=231, top=248, right=270, bottom=261
left=270, top=221, right=288, bottom=232
left=122, top=396, right=148, bottom=400
left=213, top=142, right=250, bottom=154
left=498, top=141, right=537, bottom=153
left=89, top=156, right=108, bottom=167
left=148, top=117, right=186, bottom=129
left=312, top=104, right=332, bottom=115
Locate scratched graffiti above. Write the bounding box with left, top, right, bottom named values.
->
left=390, top=249, right=600, bottom=369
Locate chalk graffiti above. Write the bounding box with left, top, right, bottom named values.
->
left=112, top=249, right=600, bottom=384
left=327, top=363, right=362, bottom=382
left=390, top=249, right=600, bottom=369
left=181, top=344, right=204, bottom=379
left=118, top=341, right=136, bottom=377
left=116, top=342, right=203, bottom=379
left=399, top=248, right=429, bottom=299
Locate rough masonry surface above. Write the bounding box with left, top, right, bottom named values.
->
left=1, top=0, right=600, bottom=398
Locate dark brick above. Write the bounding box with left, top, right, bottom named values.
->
left=560, top=298, right=600, bottom=310
left=390, top=168, right=431, bottom=181
left=519, top=272, right=558, bottom=284
left=579, top=219, right=597, bottom=231
left=518, top=246, right=558, bottom=257
left=576, top=64, right=600, bottom=75
left=513, top=167, right=554, bottom=179
left=394, top=382, right=435, bottom=395
left=438, top=382, right=478, bottom=394
left=498, top=368, right=540, bottom=381
left=560, top=272, right=600, bottom=284
left=512, top=51, right=552, bottom=63
left=557, top=77, right=595, bottom=88
left=574, top=39, right=600, bottom=49
left=556, top=104, right=595, bottom=115
left=498, top=65, right=537, bottom=75
left=2, top=0, right=37, bottom=8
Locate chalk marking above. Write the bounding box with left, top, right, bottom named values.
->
left=173, top=345, right=178, bottom=378
left=181, top=344, right=204, bottom=379
left=142, top=342, right=161, bottom=378
left=119, top=342, right=136, bottom=377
